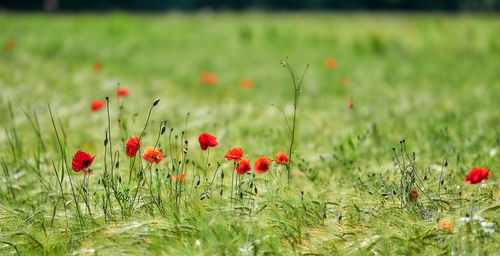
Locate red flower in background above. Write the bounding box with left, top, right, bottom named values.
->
left=93, top=61, right=102, bottom=73
left=465, top=167, right=489, bottom=185
left=275, top=151, right=289, bottom=165
left=225, top=147, right=244, bottom=162
left=172, top=173, right=186, bottom=182
left=348, top=99, right=353, bottom=109
left=254, top=157, right=271, bottom=174
left=409, top=189, right=418, bottom=201
left=117, top=87, right=129, bottom=98
left=200, top=71, right=219, bottom=85
left=91, top=100, right=105, bottom=111
left=126, top=137, right=140, bottom=157
left=340, top=76, right=349, bottom=87
left=198, top=133, right=218, bottom=150
left=236, top=159, right=251, bottom=175
left=325, top=57, right=338, bottom=70
left=142, top=146, right=164, bottom=164
left=72, top=150, right=95, bottom=175
left=6, top=39, right=15, bottom=51
left=239, top=78, right=253, bottom=90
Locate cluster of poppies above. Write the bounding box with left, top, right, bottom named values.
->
left=200, top=132, right=290, bottom=175
left=71, top=131, right=291, bottom=182
left=90, top=87, right=130, bottom=111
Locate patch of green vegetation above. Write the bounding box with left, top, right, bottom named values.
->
left=0, top=12, right=498, bottom=255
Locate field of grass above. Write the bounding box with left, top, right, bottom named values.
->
left=0, top=12, right=499, bottom=255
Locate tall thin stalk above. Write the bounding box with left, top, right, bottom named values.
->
left=280, top=58, right=309, bottom=186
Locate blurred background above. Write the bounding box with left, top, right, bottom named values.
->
left=2, top=0, right=500, bottom=12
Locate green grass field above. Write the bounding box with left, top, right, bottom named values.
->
left=0, top=12, right=499, bottom=255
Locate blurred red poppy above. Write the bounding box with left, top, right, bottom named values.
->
left=93, top=61, right=102, bottom=73
left=142, top=146, right=163, bottom=164
left=198, top=133, right=218, bottom=150
left=340, top=77, right=349, bottom=87
left=236, top=159, right=251, bottom=175
left=91, top=100, right=105, bottom=111
left=117, top=87, right=129, bottom=98
left=172, top=173, right=186, bottom=182
left=325, top=57, right=337, bottom=70
left=6, top=39, right=15, bottom=51
left=126, top=137, right=140, bottom=157
left=239, top=78, right=253, bottom=90
left=274, top=151, right=289, bottom=165
left=225, top=147, right=244, bottom=162
left=465, top=167, right=489, bottom=185
left=200, top=71, right=218, bottom=85
left=72, top=150, right=95, bottom=175
left=349, top=99, right=353, bottom=109
left=254, top=157, right=271, bottom=174
left=409, top=189, right=418, bottom=201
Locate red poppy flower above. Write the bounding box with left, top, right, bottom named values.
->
left=274, top=151, right=289, bottom=165
left=340, top=76, right=349, bottom=87
left=409, top=189, right=418, bottom=201
left=198, top=133, right=218, bottom=150
left=172, top=173, right=186, bottom=182
left=254, top=157, right=271, bottom=174
left=6, top=39, right=15, bottom=51
left=117, top=87, right=129, bottom=98
left=465, top=167, right=490, bottom=185
left=348, top=99, right=353, bottom=109
left=236, top=159, right=251, bottom=175
left=225, top=147, right=244, bottom=162
left=439, top=221, right=453, bottom=232
left=239, top=78, right=253, bottom=90
left=142, top=146, right=164, bottom=164
left=93, top=61, right=102, bottom=73
left=72, top=150, right=95, bottom=174
left=126, top=137, right=140, bottom=157
left=91, top=100, right=105, bottom=111
left=200, top=71, right=218, bottom=85
left=325, top=57, right=338, bottom=70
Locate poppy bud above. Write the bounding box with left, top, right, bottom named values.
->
left=115, top=161, right=119, bottom=168
left=221, top=171, right=224, bottom=180
left=105, top=96, right=109, bottom=102
left=444, top=161, right=448, bottom=167
left=161, top=126, right=166, bottom=135
left=104, top=137, right=108, bottom=146
left=254, top=186, right=258, bottom=194
left=153, top=98, right=160, bottom=106
left=392, top=146, right=395, bottom=151
left=82, top=186, right=88, bottom=193
left=166, top=173, right=171, bottom=178
left=338, top=214, right=342, bottom=221
left=220, top=189, right=223, bottom=196
left=118, top=176, right=122, bottom=183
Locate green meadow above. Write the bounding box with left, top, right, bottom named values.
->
left=0, top=12, right=499, bottom=255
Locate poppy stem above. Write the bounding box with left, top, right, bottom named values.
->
left=204, top=148, right=210, bottom=180
left=231, top=162, right=235, bottom=207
